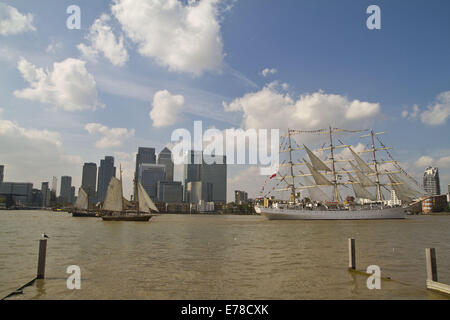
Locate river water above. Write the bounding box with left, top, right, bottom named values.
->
left=0, top=210, right=449, bottom=300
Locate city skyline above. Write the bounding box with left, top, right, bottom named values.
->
left=1, top=1, right=450, bottom=202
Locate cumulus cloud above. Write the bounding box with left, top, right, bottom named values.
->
left=85, top=123, right=135, bottom=149
left=0, top=3, right=35, bottom=35
left=415, top=156, right=434, bottom=168
left=420, top=91, right=450, bottom=125
left=401, top=104, right=419, bottom=120
left=14, top=58, right=103, bottom=112
left=261, top=68, right=277, bottom=77
left=150, top=90, right=185, bottom=127
left=77, top=14, right=128, bottom=66
left=223, top=85, right=381, bottom=131
left=111, top=0, right=224, bottom=75
left=0, top=114, right=82, bottom=187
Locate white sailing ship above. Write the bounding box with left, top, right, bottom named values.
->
left=255, top=127, right=425, bottom=220
left=101, top=166, right=159, bottom=221
left=72, top=187, right=97, bottom=217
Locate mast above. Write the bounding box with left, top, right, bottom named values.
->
left=287, top=128, right=297, bottom=203
left=370, top=129, right=383, bottom=202
left=328, top=126, right=340, bottom=202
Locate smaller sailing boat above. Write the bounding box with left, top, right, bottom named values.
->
left=101, top=165, right=159, bottom=221
left=72, top=187, right=98, bottom=217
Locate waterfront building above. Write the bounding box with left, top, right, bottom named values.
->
left=0, top=165, right=4, bottom=184
left=41, top=182, right=51, bottom=207
left=82, top=162, right=97, bottom=204
left=387, top=189, right=402, bottom=206
left=157, top=147, right=174, bottom=182
left=60, top=176, right=72, bottom=204
left=70, top=186, right=75, bottom=204
left=0, top=182, right=33, bottom=205
left=31, top=188, right=43, bottom=207
left=135, top=147, right=156, bottom=178
left=97, top=156, right=116, bottom=202
left=139, top=163, right=165, bottom=201
left=423, top=167, right=441, bottom=196
left=183, top=151, right=227, bottom=204
left=186, top=181, right=213, bottom=203
left=235, top=190, right=248, bottom=205
left=157, top=181, right=183, bottom=203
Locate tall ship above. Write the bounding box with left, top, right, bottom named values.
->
left=255, top=127, right=425, bottom=220
left=72, top=187, right=98, bottom=217
left=101, top=166, right=159, bottom=221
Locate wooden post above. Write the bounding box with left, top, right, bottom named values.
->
left=348, top=238, right=356, bottom=270
left=37, top=239, right=47, bottom=279
left=425, top=248, right=438, bottom=282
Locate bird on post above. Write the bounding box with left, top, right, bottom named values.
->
left=41, top=233, right=49, bottom=239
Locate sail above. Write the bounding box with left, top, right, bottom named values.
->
left=103, top=177, right=123, bottom=212
left=304, top=159, right=333, bottom=186
left=304, top=145, right=331, bottom=171
left=349, top=147, right=374, bottom=174
left=303, top=175, right=331, bottom=202
left=138, top=182, right=159, bottom=213
left=388, top=174, right=414, bottom=202
left=347, top=173, right=376, bottom=201
left=348, top=161, right=376, bottom=187
left=74, top=188, right=88, bottom=210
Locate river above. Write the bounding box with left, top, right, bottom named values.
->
left=0, top=210, right=449, bottom=299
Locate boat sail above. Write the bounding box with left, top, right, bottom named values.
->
left=255, top=127, right=426, bottom=220
left=74, top=188, right=88, bottom=210
left=101, top=165, right=157, bottom=221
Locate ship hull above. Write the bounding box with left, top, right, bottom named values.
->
left=72, top=210, right=98, bottom=218
left=101, top=215, right=153, bottom=222
left=255, top=206, right=406, bottom=220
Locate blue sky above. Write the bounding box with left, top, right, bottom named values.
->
left=1, top=0, right=449, bottom=200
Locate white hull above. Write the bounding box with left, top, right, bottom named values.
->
left=255, top=206, right=406, bottom=220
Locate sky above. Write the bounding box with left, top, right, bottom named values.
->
left=0, top=0, right=450, bottom=201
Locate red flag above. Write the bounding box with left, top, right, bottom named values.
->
left=269, top=173, right=277, bottom=179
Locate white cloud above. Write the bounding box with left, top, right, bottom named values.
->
left=14, top=58, right=103, bottom=112
left=0, top=3, right=35, bottom=36
left=0, top=115, right=82, bottom=188
left=420, top=91, right=450, bottom=125
left=261, top=68, right=277, bottom=77
left=415, top=156, right=434, bottom=168
left=437, top=156, right=450, bottom=169
left=85, top=123, right=135, bottom=149
left=111, top=0, right=224, bottom=75
left=402, top=104, right=419, bottom=120
left=77, top=14, right=128, bottom=67
left=223, top=85, right=381, bottom=131
left=150, top=90, right=185, bottom=127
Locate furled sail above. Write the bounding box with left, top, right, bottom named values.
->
left=347, top=173, right=376, bottom=201
left=304, top=145, right=331, bottom=171
left=103, top=177, right=123, bottom=212
left=304, top=159, right=333, bottom=186
left=74, top=188, right=88, bottom=210
left=302, top=175, right=331, bottom=202
left=349, top=147, right=374, bottom=174
left=138, top=182, right=159, bottom=213
left=348, top=161, right=376, bottom=187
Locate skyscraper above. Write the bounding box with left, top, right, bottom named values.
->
left=60, top=176, right=72, bottom=204
left=135, top=147, right=156, bottom=179
left=157, top=147, right=174, bottom=182
left=97, top=156, right=116, bottom=202
left=41, top=182, right=50, bottom=207
left=138, top=164, right=165, bottom=201
left=183, top=151, right=227, bottom=204
left=0, top=165, right=4, bottom=184
left=423, top=167, right=440, bottom=196
left=82, top=162, right=97, bottom=204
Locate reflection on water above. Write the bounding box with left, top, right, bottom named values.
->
left=0, top=210, right=449, bottom=300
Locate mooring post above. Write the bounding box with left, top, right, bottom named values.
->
left=37, top=239, right=47, bottom=279
left=425, top=248, right=438, bottom=282
left=348, top=238, right=356, bottom=270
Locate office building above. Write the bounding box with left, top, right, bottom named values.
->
left=97, top=156, right=116, bottom=202
left=60, top=176, right=72, bottom=204
left=157, top=181, right=183, bottom=203
left=135, top=147, right=156, bottom=178
left=41, top=182, right=51, bottom=207
left=0, top=165, right=4, bottom=184
left=235, top=190, right=248, bottom=205
left=82, top=162, right=97, bottom=204
left=158, top=147, right=174, bottom=182
left=139, top=163, right=165, bottom=201
left=70, top=186, right=75, bottom=204
left=423, top=167, right=440, bottom=196
left=0, top=182, right=33, bottom=205
left=186, top=181, right=213, bottom=203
